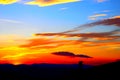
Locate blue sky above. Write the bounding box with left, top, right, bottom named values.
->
left=0, top=0, right=120, bottom=36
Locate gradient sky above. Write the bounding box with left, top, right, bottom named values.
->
left=0, top=0, right=120, bottom=65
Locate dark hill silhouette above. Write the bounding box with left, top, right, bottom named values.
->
left=82, top=60, right=120, bottom=80
left=0, top=63, right=91, bottom=80
left=0, top=61, right=119, bottom=80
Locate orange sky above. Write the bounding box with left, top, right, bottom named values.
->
left=0, top=34, right=119, bottom=65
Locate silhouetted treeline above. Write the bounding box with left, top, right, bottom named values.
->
left=0, top=61, right=119, bottom=80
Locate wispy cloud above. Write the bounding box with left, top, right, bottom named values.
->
left=0, top=0, right=19, bottom=4
left=0, top=19, right=23, bottom=24
left=96, top=0, right=107, bottom=3
left=35, top=16, right=120, bottom=38
left=89, top=14, right=107, bottom=20
left=60, top=7, right=69, bottom=10
left=34, top=29, right=120, bottom=43
left=33, top=16, right=120, bottom=47
left=87, top=15, right=120, bottom=27
left=25, top=0, right=81, bottom=7
left=102, top=10, right=110, bottom=13
left=60, top=15, right=120, bottom=33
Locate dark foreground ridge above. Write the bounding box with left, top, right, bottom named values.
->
left=0, top=61, right=120, bottom=80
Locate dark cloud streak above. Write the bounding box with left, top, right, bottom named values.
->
left=52, top=51, right=92, bottom=58
left=61, top=16, right=120, bottom=33
left=35, top=16, right=120, bottom=42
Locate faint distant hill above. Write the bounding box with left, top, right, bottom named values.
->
left=0, top=63, right=92, bottom=70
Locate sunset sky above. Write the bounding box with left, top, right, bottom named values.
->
left=0, top=0, right=120, bottom=65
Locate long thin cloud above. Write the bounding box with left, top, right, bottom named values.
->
left=35, top=29, right=120, bottom=42
left=0, top=0, right=18, bottom=4
left=35, top=29, right=119, bottom=37
left=25, top=0, right=80, bottom=7
left=60, top=16, right=120, bottom=33
left=0, top=19, right=22, bottom=24
left=52, top=51, right=92, bottom=58
left=89, top=14, right=107, bottom=20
